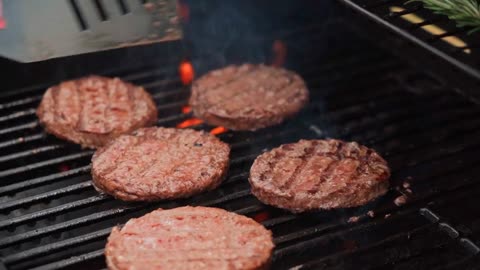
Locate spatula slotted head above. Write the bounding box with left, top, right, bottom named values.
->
left=0, top=0, right=181, bottom=62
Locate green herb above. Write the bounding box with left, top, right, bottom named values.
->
left=409, top=0, right=480, bottom=33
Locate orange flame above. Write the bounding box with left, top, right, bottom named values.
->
left=177, top=118, right=203, bottom=128
left=177, top=0, right=190, bottom=22
left=179, top=61, right=195, bottom=86
left=181, top=105, right=192, bottom=114
left=210, top=126, right=228, bottom=135
left=0, top=0, right=5, bottom=29
left=253, top=212, right=270, bottom=223
left=272, top=40, right=287, bottom=67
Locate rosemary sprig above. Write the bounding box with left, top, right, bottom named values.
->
left=409, top=0, right=480, bottom=33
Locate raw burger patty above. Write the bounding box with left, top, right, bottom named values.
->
left=190, top=64, right=309, bottom=131
left=37, top=76, right=158, bottom=148
left=92, top=127, right=230, bottom=201
left=249, top=139, right=390, bottom=213
left=106, top=206, right=274, bottom=270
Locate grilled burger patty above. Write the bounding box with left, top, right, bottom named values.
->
left=105, top=206, right=274, bottom=270
left=92, top=127, right=230, bottom=201
left=37, top=76, right=158, bottom=148
left=190, top=64, right=309, bottom=131
left=249, top=139, right=390, bottom=213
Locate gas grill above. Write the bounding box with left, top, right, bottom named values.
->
left=1, top=1, right=480, bottom=270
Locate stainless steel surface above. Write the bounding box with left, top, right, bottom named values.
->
left=0, top=0, right=181, bottom=62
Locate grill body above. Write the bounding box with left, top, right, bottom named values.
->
left=1, top=2, right=480, bottom=270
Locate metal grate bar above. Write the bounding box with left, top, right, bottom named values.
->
left=151, top=88, right=188, bottom=100
left=0, top=96, right=42, bottom=111
left=155, top=101, right=187, bottom=111
left=0, top=195, right=110, bottom=230
left=338, top=97, right=467, bottom=135
left=263, top=215, right=297, bottom=228
left=368, top=107, right=480, bottom=148
left=4, top=228, right=111, bottom=265
left=0, top=165, right=91, bottom=196
left=382, top=118, right=480, bottom=163
left=0, top=109, right=36, bottom=123
left=0, top=207, right=138, bottom=249
left=274, top=223, right=341, bottom=246
left=0, top=121, right=39, bottom=136
left=157, top=114, right=190, bottom=125
left=222, top=172, right=249, bottom=185
left=287, top=223, right=439, bottom=269
left=273, top=210, right=423, bottom=262
left=229, top=153, right=259, bottom=165
left=30, top=249, right=105, bottom=270
left=0, top=133, right=45, bottom=149
left=0, top=151, right=93, bottom=179
left=0, top=145, right=64, bottom=163
left=0, top=181, right=93, bottom=213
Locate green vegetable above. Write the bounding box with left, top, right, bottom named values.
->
left=409, top=0, right=480, bottom=33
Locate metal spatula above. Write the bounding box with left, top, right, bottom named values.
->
left=0, top=0, right=181, bottom=62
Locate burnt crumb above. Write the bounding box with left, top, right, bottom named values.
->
left=347, top=216, right=360, bottom=223
left=367, top=211, right=375, bottom=218
left=384, top=214, right=391, bottom=219
left=194, top=142, right=203, bottom=147
left=394, top=195, right=407, bottom=206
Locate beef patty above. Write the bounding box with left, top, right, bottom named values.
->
left=105, top=206, right=274, bottom=270
left=249, top=139, right=390, bottom=213
left=92, top=127, right=230, bottom=201
left=37, top=76, right=158, bottom=148
left=190, top=64, right=309, bottom=131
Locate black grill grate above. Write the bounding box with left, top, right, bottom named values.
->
left=340, top=0, right=480, bottom=76
left=1, top=38, right=480, bottom=270
left=339, top=0, right=480, bottom=106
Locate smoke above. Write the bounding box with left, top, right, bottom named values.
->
left=182, top=0, right=337, bottom=76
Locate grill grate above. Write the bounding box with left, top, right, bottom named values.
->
left=339, top=0, right=480, bottom=104
left=1, top=38, right=480, bottom=270
left=340, top=0, right=480, bottom=72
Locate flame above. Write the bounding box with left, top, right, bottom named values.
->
left=58, top=164, right=70, bottom=172
left=253, top=212, right=270, bottom=223
left=0, top=0, right=5, bottom=29
left=177, top=0, right=190, bottom=22
left=181, top=105, right=192, bottom=114
left=272, top=40, right=287, bottom=67
left=210, top=126, right=228, bottom=135
left=179, top=60, right=195, bottom=85
left=177, top=118, right=203, bottom=128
